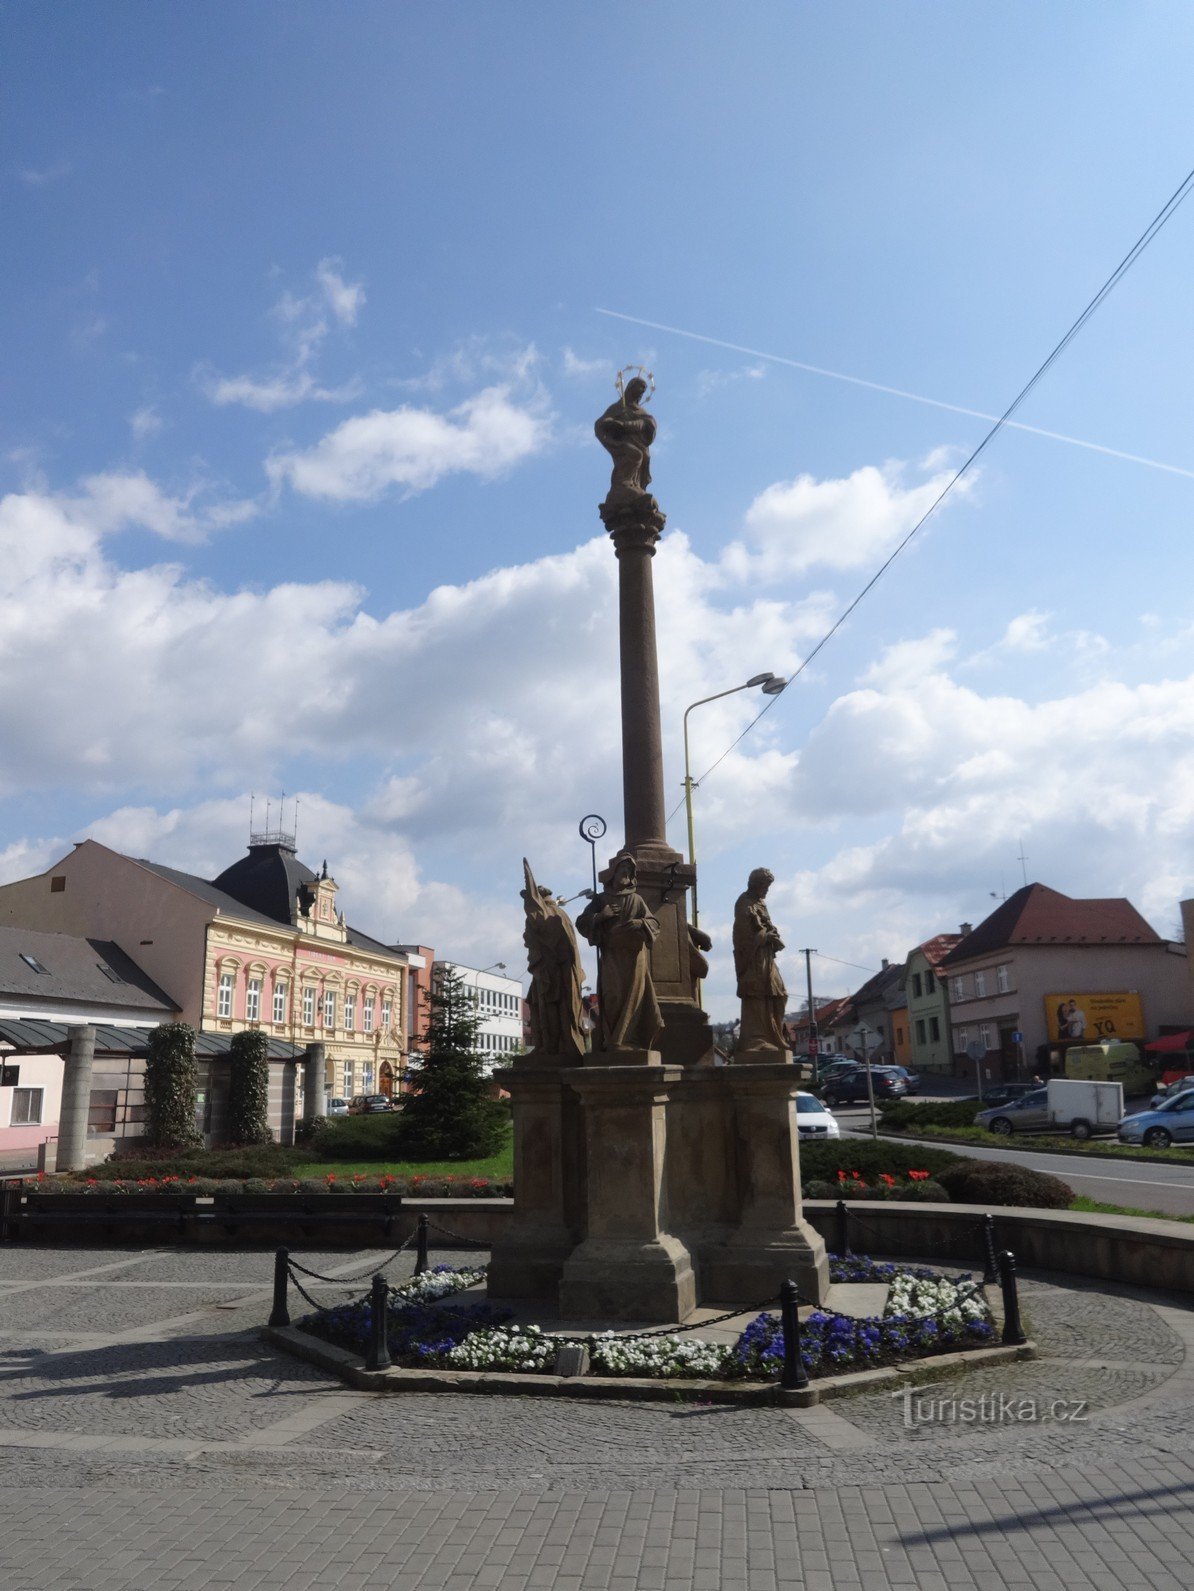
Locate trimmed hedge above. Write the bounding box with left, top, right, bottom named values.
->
left=92, top=1145, right=313, bottom=1180
left=307, top=1112, right=406, bottom=1160
left=799, top=1140, right=962, bottom=1183
left=227, top=1030, right=272, bottom=1146
left=878, top=1098, right=983, bottom=1131
left=936, top=1158, right=1074, bottom=1210
left=144, top=1023, right=202, bottom=1149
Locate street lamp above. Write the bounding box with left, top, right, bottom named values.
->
left=682, top=672, right=786, bottom=934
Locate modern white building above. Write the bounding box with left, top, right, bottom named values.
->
left=434, top=961, right=524, bottom=1070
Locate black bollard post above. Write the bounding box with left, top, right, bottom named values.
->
left=365, top=1272, right=391, bottom=1371
left=780, top=1280, right=809, bottom=1391
left=0, top=1182, right=18, bottom=1244
left=415, top=1211, right=430, bottom=1276
left=998, top=1250, right=1027, bottom=1346
left=267, top=1247, right=290, bottom=1328
left=835, top=1197, right=850, bottom=1257
left=981, top=1214, right=999, bottom=1285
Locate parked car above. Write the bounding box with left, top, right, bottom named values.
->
left=1118, top=1089, right=1194, bottom=1149
left=1149, top=1076, right=1194, bottom=1110
left=975, top=1082, right=1035, bottom=1108
left=975, top=1080, right=1123, bottom=1139
left=821, top=1067, right=907, bottom=1107
left=348, top=1093, right=394, bottom=1114
left=325, top=1096, right=349, bottom=1116
left=886, top=1065, right=921, bottom=1094
left=814, top=1058, right=862, bottom=1083
left=795, top=1091, right=840, bottom=1139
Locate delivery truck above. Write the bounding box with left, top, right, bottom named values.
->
left=975, top=1078, right=1123, bottom=1139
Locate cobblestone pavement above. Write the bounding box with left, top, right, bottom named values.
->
left=1, top=1241, right=1193, bottom=1588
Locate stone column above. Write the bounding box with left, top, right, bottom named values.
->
left=558, top=1062, right=697, bottom=1322
left=697, top=1062, right=828, bottom=1305
left=303, top=1042, right=328, bottom=1122
left=604, top=507, right=669, bottom=849
left=57, top=1024, right=96, bottom=1173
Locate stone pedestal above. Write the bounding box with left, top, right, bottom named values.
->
left=487, top=1060, right=583, bottom=1300
left=558, top=1061, right=697, bottom=1322
left=697, top=1064, right=829, bottom=1306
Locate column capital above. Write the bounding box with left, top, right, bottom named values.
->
left=600, top=497, right=666, bottom=552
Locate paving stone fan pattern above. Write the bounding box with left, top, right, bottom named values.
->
left=1, top=1242, right=1192, bottom=1590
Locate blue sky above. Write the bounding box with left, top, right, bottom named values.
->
left=5, top=2, right=1194, bottom=1016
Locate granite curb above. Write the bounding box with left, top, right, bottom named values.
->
left=262, top=1323, right=1035, bottom=1406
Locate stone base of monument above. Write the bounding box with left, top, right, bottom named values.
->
left=558, top=1233, right=697, bottom=1323
left=698, top=1226, right=829, bottom=1309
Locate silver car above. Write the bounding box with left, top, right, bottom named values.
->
left=974, top=1087, right=1049, bottom=1136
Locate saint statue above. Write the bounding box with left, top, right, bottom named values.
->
left=732, top=867, right=789, bottom=1057
left=576, top=853, right=664, bottom=1051
left=521, top=859, right=587, bottom=1059
left=594, top=375, right=657, bottom=510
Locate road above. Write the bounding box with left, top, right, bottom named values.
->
left=835, top=1104, right=1194, bottom=1216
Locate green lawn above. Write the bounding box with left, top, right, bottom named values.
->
left=301, top=1144, right=513, bottom=1180
left=1069, top=1194, right=1194, bottom=1224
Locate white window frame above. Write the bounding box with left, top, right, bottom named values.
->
left=951, top=977, right=965, bottom=1001
left=245, top=977, right=262, bottom=1023
left=273, top=983, right=288, bottom=1024
left=323, top=991, right=336, bottom=1030
left=10, top=1087, right=43, bottom=1125
left=217, top=971, right=234, bottom=1020
left=302, top=986, right=316, bottom=1027
left=364, top=995, right=375, bottom=1033
left=997, top=964, right=1010, bottom=994
left=956, top=1027, right=969, bottom=1052
left=979, top=1022, right=994, bottom=1050
left=344, top=1060, right=355, bottom=1094
left=344, top=997, right=356, bottom=1032
left=381, top=997, right=392, bottom=1030
left=974, top=971, right=987, bottom=998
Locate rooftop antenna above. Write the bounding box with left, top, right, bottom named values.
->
left=1017, top=838, right=1029, bottom=889
left=292, top=795, right=299, bottom=849
left=248, top=791, right=256, bottom=842
left=264, top=795, right=271, bottom=834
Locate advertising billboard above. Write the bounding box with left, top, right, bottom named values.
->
left=1044, top=992, right=1144, bottom=1044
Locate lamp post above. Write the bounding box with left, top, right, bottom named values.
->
left=681, top=673, right=786, bottom=933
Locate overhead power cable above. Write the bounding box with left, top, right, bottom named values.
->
left=667, top=162, right=1194, bottom=821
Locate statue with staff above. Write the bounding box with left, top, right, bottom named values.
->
left=521, top=859, right=587, bottom=1059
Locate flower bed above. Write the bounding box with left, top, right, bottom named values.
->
left=42, top=1172, right=512, bottom=1197
left=297, top=1261, right=996, bottom=1382
left=803, top=1169, right=949, bottom=1201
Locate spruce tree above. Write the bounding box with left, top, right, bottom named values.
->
left=227, top=1029, right=272, bottom=1145
left=396, top=968, right=508, bottom=1159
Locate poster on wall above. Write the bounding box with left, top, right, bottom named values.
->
left=1044, top=992, right=1144, bottom=1044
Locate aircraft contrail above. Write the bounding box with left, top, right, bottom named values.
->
left=594, top=307, right=1194, bottom=482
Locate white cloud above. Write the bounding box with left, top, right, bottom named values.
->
left=998, top=610, right=1052, bottom=653
left=203, top=369, right=362, bottom=414
left=695, top=363, right=766, bottom=396
left=723, top=461, right=967, bottom=581
left=17, top=161, right=71, bottom=187
left=562, top=348, right=608, bottom=377
left=314, top=258, right=364, bottom=326
left=130, top=406, right=164, bottom=442
left=267, top=385, right=550, bottom=501
left=201, top=257, right=365, bottom=412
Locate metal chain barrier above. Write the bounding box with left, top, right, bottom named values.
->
left=423, top=1216, right=490, bottom=1249
left=286, top=1226, right=416, bottom=1285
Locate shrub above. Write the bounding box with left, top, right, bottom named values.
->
left=879, top=1098, right=982, bottom=1131
left=936, top=1159, right=1073, bottom=1209
left=144, top=1023, right=203, bottom=1149
left=308, top=1113, right=405, bottom=1161
left=227, top=1030, right=272, bottom=1146
left=799, top=1140, right=961, bottom=1184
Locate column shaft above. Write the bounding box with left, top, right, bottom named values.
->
left=57, top=1024, right=96, bottom=1173
left=616, top=541, right=667, bottom=848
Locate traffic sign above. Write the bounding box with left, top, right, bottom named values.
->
left=1012, top=1030, right=1023, bottom=1044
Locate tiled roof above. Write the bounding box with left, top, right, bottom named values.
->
left=916, top=933, right=962, bottom=969
left=940, top=884, right=1161, bottom=967
left=0, top=926, right=177, bottom=1013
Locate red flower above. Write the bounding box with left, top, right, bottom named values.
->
left=908, top=1170, right=929, bottom=1181
left=879, top=1173, right=895, bottom=1186
left=836, top=1170, right=848, bottom=1182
